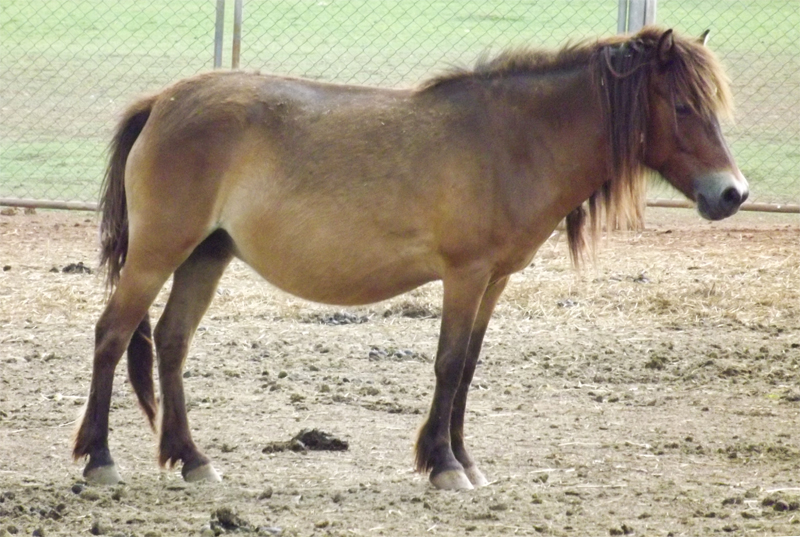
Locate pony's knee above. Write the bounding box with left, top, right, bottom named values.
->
left=152, top=309, right=184, bottom=341
left=153, top=324, right=190, bottom=366
left=94, top=299, right=146, bottom=363
left=93, top=319, right=129, bottom=367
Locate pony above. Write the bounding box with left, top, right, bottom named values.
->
left=74, top=26, right=748, bottom=490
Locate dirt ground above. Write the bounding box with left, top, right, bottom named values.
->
left=0, top=208, right=798, bottom=537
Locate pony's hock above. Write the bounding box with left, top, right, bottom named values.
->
left=73, top=27, right=747, bottom=490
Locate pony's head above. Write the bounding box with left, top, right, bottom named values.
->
left=599, top=27, right=749, bottom=221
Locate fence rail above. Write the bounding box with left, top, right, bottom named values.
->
left=1, top=1, right=797, bottom=213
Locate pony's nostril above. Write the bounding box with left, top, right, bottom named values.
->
left=740, top=189, right=749, bottom=204
left=721, top=186, right=742, bottom=208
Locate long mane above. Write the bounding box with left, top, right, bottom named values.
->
left=420, top=26, right=733, bottom=265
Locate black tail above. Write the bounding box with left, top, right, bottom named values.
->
left=99, top=95, right=156, bottom=290
left=129, top=314, right=157, bottom=428
left=99, top=95, right=159, bottom=427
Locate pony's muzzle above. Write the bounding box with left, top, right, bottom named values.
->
left=695, top=171, right=749, bottom=220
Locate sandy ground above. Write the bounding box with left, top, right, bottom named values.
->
left=0, top=208, right=798, bottom=537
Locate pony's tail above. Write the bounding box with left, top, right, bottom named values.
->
left=565, top=193, right=602, bottom=269
left=98, top=95, right=159, bottom=428
left=99, top=95, right=156, bottom=290
left=129, top=314, right=157, bottom=428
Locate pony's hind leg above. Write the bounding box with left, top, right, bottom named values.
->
left=153, top=230, right=234, bottom=482
left=73, top=267, right=172, bottom=484
left=450, top=276, right=509, bottom=487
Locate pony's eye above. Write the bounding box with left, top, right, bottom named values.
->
left=675, top=103, right=692, bottom=115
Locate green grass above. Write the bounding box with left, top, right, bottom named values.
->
left=1, top=0, right=215, bottom=202
left=658, top=0, right=800, bottom=204
left=1, top=1, right=797, bottom=205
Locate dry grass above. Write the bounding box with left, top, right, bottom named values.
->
left=500, top=222, right=799, bottom=331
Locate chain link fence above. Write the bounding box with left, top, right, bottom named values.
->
left=1, top=1, right=217, bottom=207
left=1, top=1, right=797, bottom=211
left=652, top=1, right=799, bottom=210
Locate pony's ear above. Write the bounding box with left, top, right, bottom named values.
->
left=699, top=29, right=711, bottom=46
left=656, top=29, right=675, bottom=66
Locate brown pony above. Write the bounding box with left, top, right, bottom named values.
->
left=74, top=27, right=748, bottom=490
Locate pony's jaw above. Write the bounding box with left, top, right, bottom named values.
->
left=694, top=171, right=749, bottom=220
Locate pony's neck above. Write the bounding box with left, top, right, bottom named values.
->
left=487, top=67, right=612, bottom=231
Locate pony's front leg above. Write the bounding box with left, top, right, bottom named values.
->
left=450, top=276, right=509, bottom=488
left=415, top=269, right=490, bottom=490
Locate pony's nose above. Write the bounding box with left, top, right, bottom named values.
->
left=694, top=172, right=748, bottom=220
left=721, top=185, right=747, bottom=211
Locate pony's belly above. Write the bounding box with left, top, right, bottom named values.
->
left=244, top=248, right=440, bottom=306
left=227, top=222, right=441, bottom=306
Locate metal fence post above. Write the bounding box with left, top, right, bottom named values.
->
left=644, top=0, right=657, bottom=27
left=214, top=0, right=225, bottom=68
left=617, top=0, right=628, bottom=33
left=232, top=0, right=243, bottom=69
left=618, top=0, right=657, bottom=33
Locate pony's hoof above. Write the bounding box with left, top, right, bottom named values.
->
left=430, top=469, right=474, bottom=491
left=183, top=463, right=221, bottom=483
left=84, top=464, right=121, bottom=485
left=464, top=466, right=489, bottom=488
